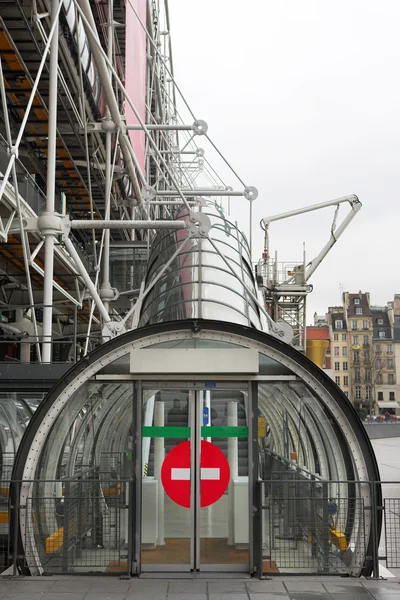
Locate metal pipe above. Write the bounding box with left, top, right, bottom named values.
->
left=148, top=201, right=198, bottom=206
left=70, top=219, right=186, bottom=230
left=72, top=0, right=196, bottom=215
left=262, top=194, right=360, bottom=226
left=154, top=400, right=165, bottom=545
left=42, top=0, right=59, bottom=363
left=305, top=200, right=362, bottom=281
left=155, top=190, right=243, bottom=197
left=64, top=237, right=111, bottom=324
left=126, top=124, right=193, bottom=130
left=76, top=0, right=143, bottom=202
left=227, top=401, right=238, bottom=545
left=101, top=0, right=114, bottom=313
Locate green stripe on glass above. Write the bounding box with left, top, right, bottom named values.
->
left=142, top=426, right=190, bottom=438
left=201, top=426, right=248, bottom=438
left=142, top=426, right=248, bottom=438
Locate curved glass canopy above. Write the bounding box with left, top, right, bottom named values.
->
left=12, top=320, right=380, bottom=577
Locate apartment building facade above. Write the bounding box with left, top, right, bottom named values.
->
left=322, top=292, right=398, bottom=417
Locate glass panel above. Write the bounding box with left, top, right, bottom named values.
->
left=199, top=388, right=249, bottom=567
left=141, top=389, right=191, bottom=567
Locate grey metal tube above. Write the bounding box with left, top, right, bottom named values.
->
left=70, top=220, right=186, bottom=230
left=64, top=237, right=111, bottom=323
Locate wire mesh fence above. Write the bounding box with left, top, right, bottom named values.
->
left=260, top=479, right=366, bottom=575
left=20, top=476, right=131, bottom=575
left=0, top=476, right=400, bottom=577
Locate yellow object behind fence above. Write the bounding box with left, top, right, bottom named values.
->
left=45, top=527, right=64, bottom=554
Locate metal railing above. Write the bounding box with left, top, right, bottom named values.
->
left=0, top=476, right=399, bottom=578
left=2, top=475, right=132, bottom=577
left=256, top=478, right=400, bottom=579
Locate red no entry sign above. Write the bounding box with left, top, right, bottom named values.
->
left=161, top=440, right=230, bottom=508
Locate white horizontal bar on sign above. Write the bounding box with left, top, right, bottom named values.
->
left=171, top=468, right=220, bottom=481
left=130, top=348, right=259, bottom=374
left=171, top=468, right=190, bottom=481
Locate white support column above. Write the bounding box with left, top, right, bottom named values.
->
left=42, top=0, right=59, bottom=363
left=154, top=400, right=165, bottom=545
left=227, top=400, right=238, bottom=545
left=100, top=0, right=114, bottom=313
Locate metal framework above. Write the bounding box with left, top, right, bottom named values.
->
left=258, top=196, right=362, bottom=352
left=0, top=0, right=264, bottom=363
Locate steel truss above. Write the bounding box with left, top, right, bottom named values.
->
left=0, top=0, right=265, bottom=362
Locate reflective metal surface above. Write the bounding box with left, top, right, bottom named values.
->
left=139, top=203, right=262, bottom=329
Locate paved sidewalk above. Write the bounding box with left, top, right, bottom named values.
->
left=0, top=576, right=400, bottom=600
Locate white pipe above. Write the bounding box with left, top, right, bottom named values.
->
left=42, top=0, right=60, bottom=363
left=70, top=219, right=186, bottom=230
left=227, top=401, right=238, bottom=546
left=101, top=0, right=114, bottom=313
left=154, top=400, right=165, bottom=545
left=64, top=237, right=111, bottom=324
left=262, top=194, right=360, bottom=226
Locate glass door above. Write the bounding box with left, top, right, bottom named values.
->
left=140, top=383, right=250, bottom=572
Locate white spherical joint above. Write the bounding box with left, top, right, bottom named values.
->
left=192, top=120, right=208, bottom=136
left=101, top=118, right=117, bottom=133
left=244, top=186, right=258, bottom=201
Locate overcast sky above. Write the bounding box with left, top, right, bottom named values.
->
left=168, top=0, right=400, bottom=323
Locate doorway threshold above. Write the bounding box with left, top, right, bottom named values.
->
left=139, top=572, right=251, bottom=579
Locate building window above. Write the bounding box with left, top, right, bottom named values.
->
left=335, top=376, right=340, bottom=385
left=355, top=386, right=361, bottom=400
left=388, top=373, right=394, bottom=384
left=378, top=318, right=384, bottom=325
left=352, top=336, right=359, bottom=346
left=335, top=320, right=343, bottom=329
left=344, top=391, right=349, bottom=398
left=334, top=362, right=340, bottom=371
left=343, top=375, right=349, bottom=386
left=376, top=374, right=383, bottom=385
left=352, top=320, right=358, bottom=330
left=390, top=391, right=395, bottom=401
left=376, top=359, right=382, bottom=369
left=354, top=368, right=361, bottom=382
left=342, top=333, right=347, bottom=341
left=363, top=320, right=368, bottom=329
left=366, top=386, right=371, bottom=400
left=388, top=359, right=394, bottom=369
left=333, top=333, right=338, bottom=341
left=343, top=362, right=348, bottom=371
left=363, top=335, right=369, bottom=346
left=342, top=346, right=348, bottom=356
left=378, top=391, right=383, bottom=401
left=356, top=307, right=363, bottom=315
left=364, top=350, right=370, bottom=363
left=387, top=344, right=393, bottom=353
left=334, top=346, right=339, bottom=356
left=354, top=298, right=360, bottom=304
left=379, top=331, right=386, bottom=338
left=376, top=345, right=382, bottom=353
left=353, top=351, right=360, bottom=363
